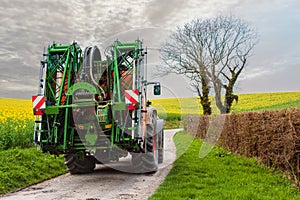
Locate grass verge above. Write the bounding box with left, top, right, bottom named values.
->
left=0, top=147, right=66, bottom=195
left=163, top=119, right=181, bottom=129
left=149, top=131, right=300, bottom=200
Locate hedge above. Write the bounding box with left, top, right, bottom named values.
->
left=184, top=109, right=300, bottom=182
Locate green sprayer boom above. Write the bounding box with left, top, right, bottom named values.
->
left=32, top=40, right=164, bottom=174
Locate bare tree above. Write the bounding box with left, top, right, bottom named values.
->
left=160, top=16, right=258, bottom=114
left=159, top=20, right=213, bottom=115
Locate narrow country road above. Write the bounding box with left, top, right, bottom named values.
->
left=1, top=129, right=180, bottom=200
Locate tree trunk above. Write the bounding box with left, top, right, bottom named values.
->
left=213, top=80, right=226, bottom=114
left=224, top=79, right=238, bottom=113
left=196, top=79, right=211, bottom=115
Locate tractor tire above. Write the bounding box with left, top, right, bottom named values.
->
left=131, top=124, right=158, bottom=173
left=142, top=123, right=158, bottom=173
left=158, top=129, right=164, bottom=164
left=131, top=153, right=143, bottom=172
left=64, top=153, right=96, bottom=174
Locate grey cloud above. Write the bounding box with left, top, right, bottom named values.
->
left=0, top=0, right=170, bottom=99
left=0, top=0, right=299, bottom=99
left=145, top=0, right=190, bottom=26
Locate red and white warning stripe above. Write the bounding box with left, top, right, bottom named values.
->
left=32, top=96, right=46, bottom=115
left=125, top=89, right=139, bottom=104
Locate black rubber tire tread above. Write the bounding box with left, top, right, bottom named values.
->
left=141, top=124, right=158, bottom=173
left=158, top=130, right=164, bottom=164
left=131, top=153, right=143, bottom=173
left=64, top=153, right=96, bottom=174
left=142, top=153, right=157, bottom=172
left=131, top=124, right=158, bottom=173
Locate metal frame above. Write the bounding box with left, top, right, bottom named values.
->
left=34, top=40, right=148, bottom=156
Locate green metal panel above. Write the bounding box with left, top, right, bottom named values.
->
left=112, top=102, right=126, bottom=111
left=66, top=82, right=98, bottom=95
left=85, top=132, right=98, bottom=146
left=45, top=106, right=59, bottom=114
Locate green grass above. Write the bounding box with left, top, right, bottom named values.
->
left=0, top=148, right=66, bottom=195
left=149, top=132, right=300, bottom=200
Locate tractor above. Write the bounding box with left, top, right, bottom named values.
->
left=32, top=40, right=164, bottom=174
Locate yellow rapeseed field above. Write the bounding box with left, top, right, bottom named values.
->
left=230, top=92, right=300, bottom=112
left=0, top=98, right=34, bottom=125
left=151, top=97, right=201, bottom=116
left=151, top=92, right=300, bottom=117
left=0, top=98, right=34, bottom=150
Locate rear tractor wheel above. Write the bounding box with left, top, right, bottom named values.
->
left=158, top=129, right=164, bottom=164
left=141, top=123, right=159, bottom=173
left=131, top=124, right=158, bottom=174
left=64, top=152, right=96, bottom=174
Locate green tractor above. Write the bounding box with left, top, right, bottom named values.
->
left=32, top=40, right=164, bottom=174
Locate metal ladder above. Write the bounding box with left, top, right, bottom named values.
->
left=33, top=56, right=49, bottom=145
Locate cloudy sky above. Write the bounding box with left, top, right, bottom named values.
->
left=0, top=0, right=299, bottom=99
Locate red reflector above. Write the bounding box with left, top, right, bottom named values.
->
left=76, top=125, right=85, bottom=130
left=128, top=103, right=138, bottom=111
left=33, top=108, right=45, bottom=115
